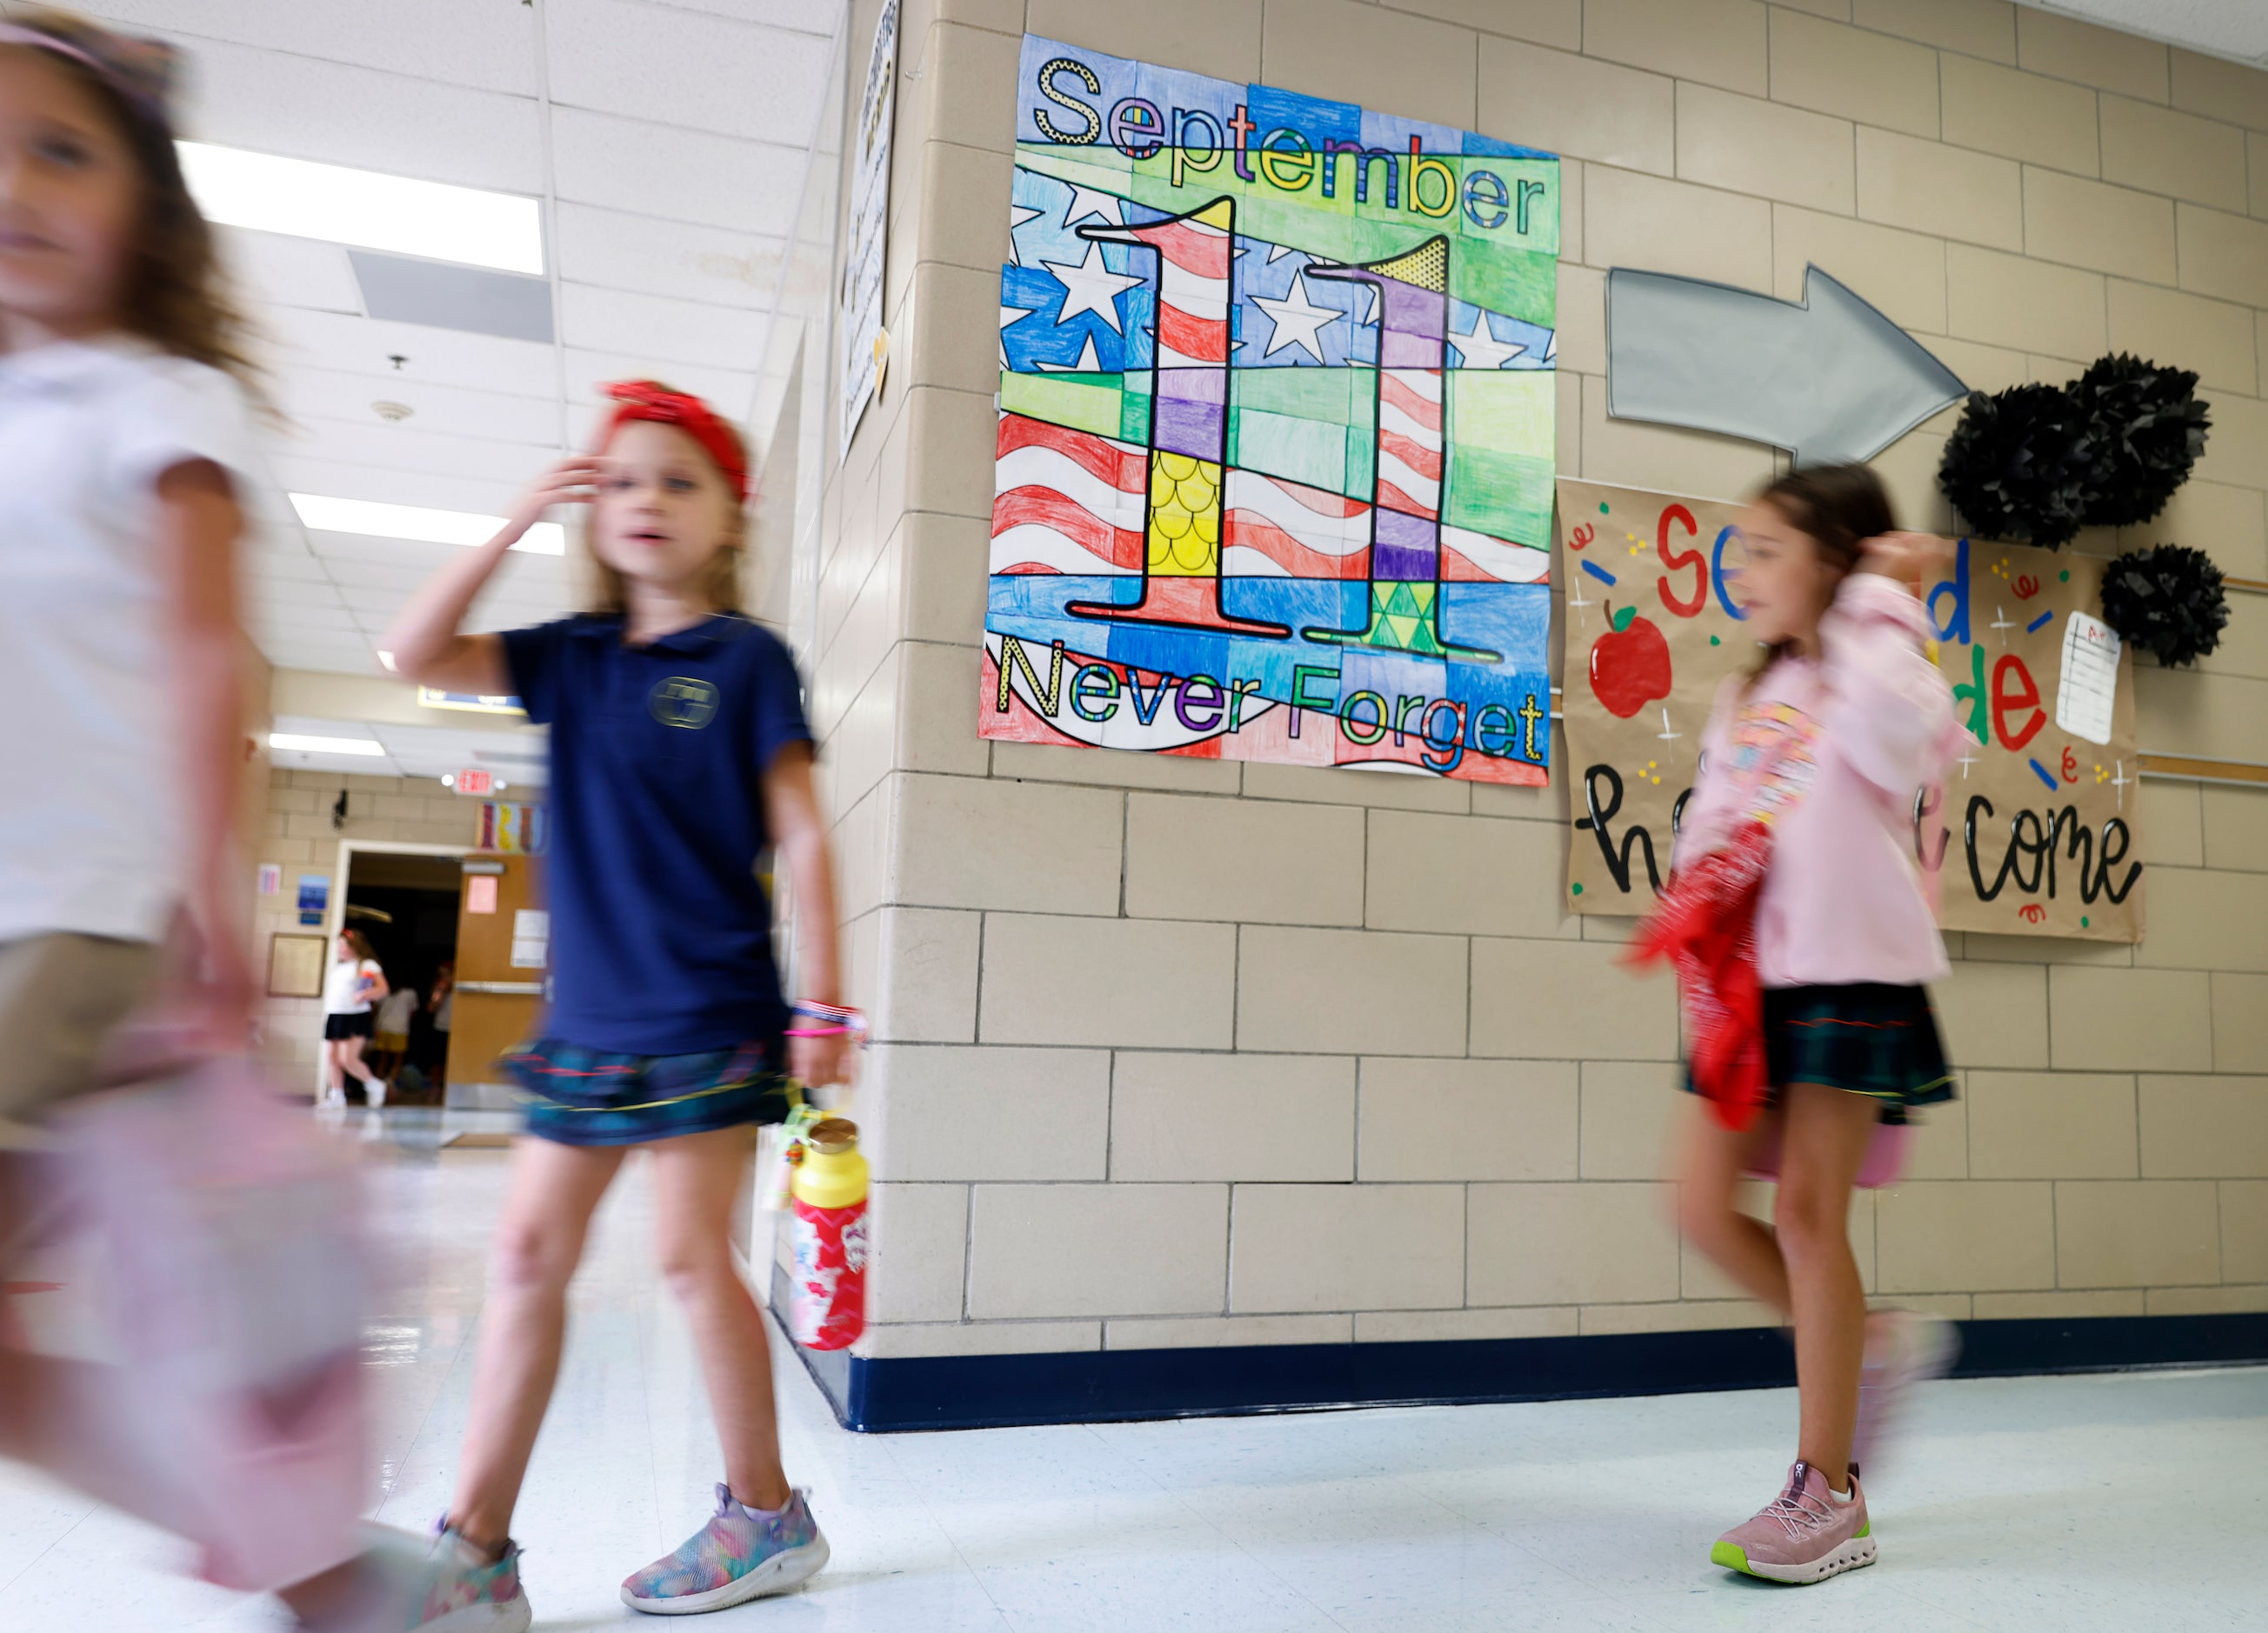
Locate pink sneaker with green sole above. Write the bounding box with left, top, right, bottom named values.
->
left=1711, top=1460, right=1875, bottom=1584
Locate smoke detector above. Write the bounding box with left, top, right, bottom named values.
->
left=371, top=400, right=413, bottom=422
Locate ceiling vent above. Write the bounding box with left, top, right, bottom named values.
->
left=350, top=250, right=554, bottom=343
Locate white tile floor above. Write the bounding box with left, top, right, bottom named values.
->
left=3, top=1108, right=2265, bottom=1630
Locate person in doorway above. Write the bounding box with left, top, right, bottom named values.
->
left=1635, top=464, right=1964, bottom=1585
left=0, top=12, right=400, bottom=1629
left=414, top=960, right=453, bottom=1094
left=370, top=976, right=417, bottom=1083
left=382, top=379, right=856, bottom=1624
left=321, top=929, right=390, bottom=1109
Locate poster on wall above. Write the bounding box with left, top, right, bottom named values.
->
left=477, top=802, right=546, bottom=855
left=837, top=0, right=897, bottom=462
left=979, top=35, right=1561, bottom=784
left=1558, top=478, right=2143, bottom=942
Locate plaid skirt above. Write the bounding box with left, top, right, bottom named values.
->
left=1683, top=982, right=1954, bottom=1126
left=504, top=1035, right=794, bottom=1147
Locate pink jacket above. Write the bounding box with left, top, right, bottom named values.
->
left=1675, top=573, right=1963, bottom=990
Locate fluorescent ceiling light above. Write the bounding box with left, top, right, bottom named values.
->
left=177, top=142, right=544, bottom=276
left=270, top=732, right=385, bottom=756
left=290, top=494, right=565, bottom=555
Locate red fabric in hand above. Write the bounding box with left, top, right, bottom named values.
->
left=1622, top=821, right=1775, bottom=1130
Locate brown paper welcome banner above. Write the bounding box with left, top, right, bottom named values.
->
left=1556, top=478, right=2144, bottom=943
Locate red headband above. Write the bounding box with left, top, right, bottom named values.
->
left=595, top=380, right=750, bottom=502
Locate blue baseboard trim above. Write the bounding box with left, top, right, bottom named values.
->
left=773, top=1304, right=2268, bottom=1434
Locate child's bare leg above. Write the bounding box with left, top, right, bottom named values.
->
left=448, top=1136, right=625, bottom=1550
left=339, top=1035, right=381, bottom=1089
left=1672, top=1100, right=1791, bottom=1314
left=650, top=1127, right=788, bottom=1510
left=1775, top=1083, right=1880, bottom=1483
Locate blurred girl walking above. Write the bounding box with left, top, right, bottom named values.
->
left=322, top=928, right=391, bottom=1108
left=1631, top=464, right=1964, bottom=1585
left=0, top=10, right=395, bottom=1628
left=384, top=379, right=854, bottom=1625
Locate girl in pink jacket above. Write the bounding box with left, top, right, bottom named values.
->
left=1666, top=464, right=1962, bottom=1585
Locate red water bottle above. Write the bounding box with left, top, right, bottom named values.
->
left=788, top=1117, right=867, bottom=1350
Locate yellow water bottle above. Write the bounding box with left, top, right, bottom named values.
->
left=787, top=1118, right=868, bottom=1350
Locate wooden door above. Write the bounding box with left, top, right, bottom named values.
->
left=446, top=855, right=545, bottom=1089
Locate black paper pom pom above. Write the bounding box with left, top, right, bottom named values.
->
left=2073, top=354, right=2211, bottom=529
left=2099, top=543, right=2228, bottom=668
left=1937, top=383, right=2094, bottom=549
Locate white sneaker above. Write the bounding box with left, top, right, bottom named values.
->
left=369, top=1079, right=389, bottom=1109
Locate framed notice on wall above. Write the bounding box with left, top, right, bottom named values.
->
left=837, top=0, right=897, bottom=461
left=267, top=932, right=328, bottom=998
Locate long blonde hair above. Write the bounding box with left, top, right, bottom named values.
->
left=581, top=399, right=752, bottom=617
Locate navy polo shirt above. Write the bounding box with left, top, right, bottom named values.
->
left=501, top=612, right=811, bottom=1056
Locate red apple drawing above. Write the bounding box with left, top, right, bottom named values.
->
left=1590, top=603, right=1672, bottom=719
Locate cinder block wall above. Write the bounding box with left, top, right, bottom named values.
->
left=779, top=0, right=2268, bottom=1363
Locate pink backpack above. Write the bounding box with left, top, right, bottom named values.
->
left=56, top=1043, right=373, bottom=1591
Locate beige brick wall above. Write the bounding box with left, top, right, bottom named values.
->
left=249, top=768, right=481, bottom=1087
left=762, top=0, right=2268, bottom=1359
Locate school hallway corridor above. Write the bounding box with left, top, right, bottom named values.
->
left=1, top=1111, right=2260, bottom=1633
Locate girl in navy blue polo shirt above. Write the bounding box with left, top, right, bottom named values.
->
left=384, top=381, right=853, bottom=1626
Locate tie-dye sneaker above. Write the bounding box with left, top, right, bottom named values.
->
left=620, top=1484, right=829, bottom=1616
left=405, top=1526, right=530, bottom=1632
left=1711, top=1460, right=1875, bottom=1584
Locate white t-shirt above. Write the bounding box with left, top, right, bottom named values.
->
left=324, top=958, right=382, bottom=1016
left=0, top=336, right=258, bottom=944
left=374, top=987, right=417, bottom=1033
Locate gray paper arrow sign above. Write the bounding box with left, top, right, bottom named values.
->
left=1606, top=264, right=1965, bottom=467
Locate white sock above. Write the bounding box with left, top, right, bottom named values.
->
left=1826, top=1482, right=1856, bottom=1504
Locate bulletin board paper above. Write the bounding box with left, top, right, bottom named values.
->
left=1556, top=478, right=2144, bottom=943
left=1557, top=479, right=1755, bottom=910
left=979, top=34, right=1561, bottom=785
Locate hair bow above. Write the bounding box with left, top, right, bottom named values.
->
left=595, top=380, right=750, bottom=502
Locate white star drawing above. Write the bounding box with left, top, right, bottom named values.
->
left=1448, top=309, right=1527, bottom=370
left=1061, top=184, right=1124, bottom=230
left=1251, top=272, right=1339, bottom=363
left=999, top=301, right=1037, bottom=368
left=1005, top=203, right=1043, bottom=265
left=1035, top=334, right=1105, bottom=373
left=1040, top=243, right=1144, bottom=334
left=1264, top=241, right=1299, bottom=264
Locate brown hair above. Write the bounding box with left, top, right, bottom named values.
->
left=1747, top=461, right=1898, bottom=681
left=2, top=9, right=263, bottom=391
left=580, top=399, right=751, bottom=617
left=338, top=928, right=377, bottom=963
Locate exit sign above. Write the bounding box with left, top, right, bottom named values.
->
left=453, top=768, right=494, bottom=796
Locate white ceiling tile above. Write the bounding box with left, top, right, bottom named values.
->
left=270, top=417, right=559, bottom=486
left=633, top=0, right=842, bottom=30
left=272, top=367, right=562, bottom=448
left=82, top=1, right=541, bottom=93
left=165, top=37, right=546, bottom=193
left=268, top=457, right=524, bottom=517
left=564, top=350, right=758, bottom=423
left=260, top=307, right=558, bottom=398
left=552, top=203, right=781, bottom=310
left=550, top=107, right=803, bottom=236
left=243, top=548, right=332, bottom=583
left=317, top=557, right=457, bottom=591
left=217, top=228, right=363, bottom=315
left=545, top=0, right=830, bottom=146
left=557, top=283, right=772, bottom=371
